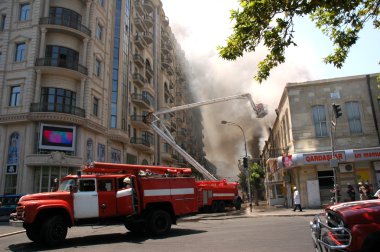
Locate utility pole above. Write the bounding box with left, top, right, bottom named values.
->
left=330, top=103, right=342, bottom=204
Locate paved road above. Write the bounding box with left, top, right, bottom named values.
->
left=0, top=205, right=322, bottom=252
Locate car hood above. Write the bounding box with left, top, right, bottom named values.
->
left=327, top=200, right=380, bottom=226
left=19, top=192, right=70, bottom=202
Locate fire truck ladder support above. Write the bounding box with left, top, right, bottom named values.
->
left=146, top=93, right=267, bottom=181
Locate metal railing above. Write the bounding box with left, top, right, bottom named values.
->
left=30, top=102, right=85, bottom=117
left=39, top=17, right=91, bottom=36
left=35, top=58, right=88, bottom=75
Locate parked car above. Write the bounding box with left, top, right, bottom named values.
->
left=310, top=199, right=380, bottom=252
left=0, top=194, right=23, bottom=221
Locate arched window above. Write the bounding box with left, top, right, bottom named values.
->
left=86, top=138, right=94, bottom=163
left=7, top=132, right=20, bottom=164
left=142, top=159, right=148, bottom=165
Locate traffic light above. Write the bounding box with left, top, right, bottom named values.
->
left=243, top=157, right=248, bottom=169
left=332, top=103, right=342, bottom=118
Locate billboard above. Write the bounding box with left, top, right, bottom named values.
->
left=39, top=123, right=76, bottom=151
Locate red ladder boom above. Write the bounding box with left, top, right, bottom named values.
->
left=82, top=162, right=193, bottom=176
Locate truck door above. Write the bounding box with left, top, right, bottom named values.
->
left=74, top=178, right=98, bottom=219
left=116, top=177, right=135, bottom=216
left=97, top=179, right=117, bottom=218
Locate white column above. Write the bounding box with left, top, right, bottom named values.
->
left=85, top=0, right=92, bottom=27
left=39, top=28, right=47, bottom=58
left=82, top=38, right=89, bottom=66
left=44, top=0, right=50, bottom=17
left=80, top=78, right=86, bottom=109
left=34, top=70, right=42, bottom=103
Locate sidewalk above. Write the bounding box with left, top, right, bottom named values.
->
left=0, top=203, right=324, bottom=238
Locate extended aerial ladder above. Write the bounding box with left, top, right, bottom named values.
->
left=144, top=93, right=268, bottom=180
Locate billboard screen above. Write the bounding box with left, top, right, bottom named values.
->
left=39, top=124, right=76, bottom=151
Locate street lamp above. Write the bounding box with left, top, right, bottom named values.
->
left=221, top=120, right=252, bottom=211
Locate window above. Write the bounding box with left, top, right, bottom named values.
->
left=9, top=86, right=21, bottom=106
left=79, top=179, right=95, bottom=192
left=1, top=15, right=6, bottom=31
left=40, top=87, right=76, bottom=113
left=15, top=43, right=26, bottom=62
left=111, top=149, right=121, bottom=163
left=312, top=105, right=328, bottom=137
left=19, top=3, right=30, bottom=21
left=95, top=58, right=102, bottom=77
left=93, top=97, right=99, bottom=116
left=7, top=132, right=20, bottom=164
left=346, top=101, right=362, bottom=134
left=98, top=0, right=105, bottom=7
left=86, top=138, right=93, bottom=163
left=96, top=23, right=103, bottom=40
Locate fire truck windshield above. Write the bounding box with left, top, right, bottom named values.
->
left=58, top=179, right=76, bottom=192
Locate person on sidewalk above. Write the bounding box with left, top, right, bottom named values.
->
left=293, top=186, right=303, bottom=212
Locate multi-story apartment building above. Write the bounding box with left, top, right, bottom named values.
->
left=0, top=0, right=207, bottom=195
left=261, top=73, right=380, bottom=208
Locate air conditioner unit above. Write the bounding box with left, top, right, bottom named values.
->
left=339, top=163, right=354, bottom=173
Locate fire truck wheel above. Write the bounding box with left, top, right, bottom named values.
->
left=211, top=201, right=219, bottom=213
left=362, top=232, right=380, bottom=252
left=25, top=224, right=42, bottom=243
left=41, top=215, right=68, bottom=246
left=234, top=200, right=242, bottom=210
left=217, top=201, right=225, bottom=212
left=147, top=210, right=172, bottom=236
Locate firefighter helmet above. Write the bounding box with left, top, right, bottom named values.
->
left=123, top=177, right=131, bottom=185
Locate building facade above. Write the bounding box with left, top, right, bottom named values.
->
left=0, top=0, right=207, bottom=195
left=262, top=73, right=380, bottom=208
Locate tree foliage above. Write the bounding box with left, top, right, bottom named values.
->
left=218, top=0, right=380, bottom=83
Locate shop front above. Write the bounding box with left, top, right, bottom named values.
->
left=270, top=147, right=380, bottom=208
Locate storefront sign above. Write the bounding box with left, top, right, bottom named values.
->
left=303, top=152, right=345, bottom=164
left=353, top=148, right=380, bottom=161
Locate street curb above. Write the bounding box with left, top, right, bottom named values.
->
left=0, top=230, right=25, bottom=238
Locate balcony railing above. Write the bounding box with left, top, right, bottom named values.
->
left=130, top=137, right=151, bottom=147
left=131, top=93, right=152, bottom=107
left=35, top=58, right=88, bottom=75
left=30, top=102, right=85, bottom=117
left=39, top=17, right=91, bottom=36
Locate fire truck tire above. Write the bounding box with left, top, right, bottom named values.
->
left=217, top=201, right=225, bottom=212
left=25, top=224, right=42, bottom=243
left=41, top=215, right=68, bottom=246
left=211, top=201, right=219, bottom=213
left=147, top=210, right=172, bottom=236
left=234, top=200, right=242, bottom=210
left=362, top=232, right=380, bottom=252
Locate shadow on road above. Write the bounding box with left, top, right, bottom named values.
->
left=7, top=228, right=207, bottom=251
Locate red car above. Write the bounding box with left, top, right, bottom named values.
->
left=310, top=199, right=380, bottom=252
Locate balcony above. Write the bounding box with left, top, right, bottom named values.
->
left=39, top=17, right=91, bottom=38
left=131, top=93, right=153, bottom=110
left=161, top=42, right=170, bottom=55
left=145, top=65, right=153, bottom=78
left=130, top=137, right=153, bottom=152
left=35, top=58, right=88, bottom=75
left=162, top=16, right=169, bottom=27
left=161, top=30, right=169, bottom=41
left=162, top=59, right=171, bottom=69
left=142, top=0, right=154, bottom=13
left=143, top=83, right=155, bottom=95
left=30, top=102, right=85, bottom=117
left=134, top=0, right=146, bottom=16
left=143, top=31, right=153, bottom=44
left=143, top=15, right=153, bottom=29
left=130, top=114, right=150, bottom=130
left=134, top=16, right=146, bottom=32
left=166, top=66, right=174, bottom=76
left=134, top=34, right=147, bottom=50
left=133, top=54, right=144, bottom=68
left=132, top=72, right=146, bottom=87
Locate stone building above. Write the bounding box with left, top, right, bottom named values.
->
left=262, top=73, right=380, bottom=208
left=0, top=0, right=206, bottom=195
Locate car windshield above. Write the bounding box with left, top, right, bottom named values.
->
left=58, top=179, right=76, bottom=192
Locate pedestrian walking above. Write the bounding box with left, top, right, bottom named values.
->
left=358, top=182, right=368, bottom=200
left=346, top=183, right=355, bottom=201
left=292, top=186, right=302, bottom=212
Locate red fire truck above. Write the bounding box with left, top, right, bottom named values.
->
left=11, top=162, right=199, bottom=246
left=196, top=180, right=241, bottom=212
